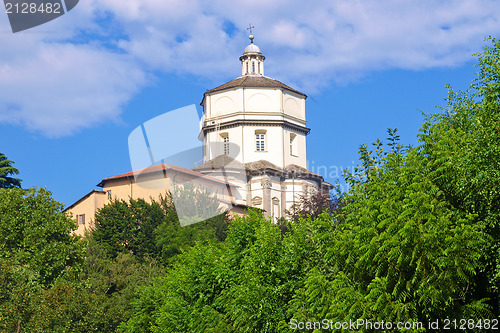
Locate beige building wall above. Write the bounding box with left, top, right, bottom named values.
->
left=65, top=190, right=107, bottom=236
left=66, top=167, right=241, bottom=236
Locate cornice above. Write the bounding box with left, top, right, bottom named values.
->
left=202, top=119, right=311, bottom=135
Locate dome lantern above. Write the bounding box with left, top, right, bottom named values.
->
left=240, top=27, right=265, bottom=76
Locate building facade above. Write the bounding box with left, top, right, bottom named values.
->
left=65, top=163, right=243, bottom=236
left=194, top=34, right=332, bottom=219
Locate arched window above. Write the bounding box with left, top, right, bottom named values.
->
left=252, top=62, right=255, bottom=73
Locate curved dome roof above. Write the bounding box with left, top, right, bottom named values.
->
left=244, top=43, right=261, bottom=54
left=203, top=76, right=306, bottom=98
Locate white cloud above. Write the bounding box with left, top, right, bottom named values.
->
left=0, top=2, right=147, bottom=137
left=0, top=43, right=146, bottom=137
left=1, top=0, right=499, bottom=136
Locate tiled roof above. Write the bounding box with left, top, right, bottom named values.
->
left=246, top=160, right=333, bottom=188
left=194, top=157, right=326, bottom=181
left=97, top=163, right=235, bottom=187
left=245, top=160, right=282, bottom=171
left=283, top=164, right=334, bottom=189
left=193, top=155, right=246, bottom=171
left=283, top=164, right=321, bottom=177
left=244, top=160, right=322, bottom=177
left=204, top=76, right=306, bottom=98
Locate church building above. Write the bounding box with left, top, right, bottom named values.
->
left=193, top=32, right=332, bottom=218
left=65, top=32, right=332, bottom=235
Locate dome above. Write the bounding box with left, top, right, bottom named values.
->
left=244, top=43, right=261, bottom=54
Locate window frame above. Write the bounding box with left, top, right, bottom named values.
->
left=222, top=134, right=229, bottom=155
left=77, top=214, right=85, bottom=225
left=290, top=133, right=298, bottom=156
left=255, top=131, right=266, bottom=152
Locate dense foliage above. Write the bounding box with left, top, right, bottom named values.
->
left=0, top=187, right=85, bottom=332
left=123, top=38, right=500, bottom=332
left=0, top=187, right=83, bottom=287
left=0, top=187, right=229, bottom=332
left=93, top=193, right=229, bottom=262
left=286, top=185, right=341, bottom=221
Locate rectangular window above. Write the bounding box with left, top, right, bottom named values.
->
left=290, top=134, right=297, bottom=156
left=77, top=214, right=85, bottom=225
left=223, top=135, right=229, bottom=155
left=107, top=190, right=112, bottom=200
left=256, top=133, right=265, bottom=151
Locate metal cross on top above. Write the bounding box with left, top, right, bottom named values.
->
left=247, top=24, right=255, bottom=42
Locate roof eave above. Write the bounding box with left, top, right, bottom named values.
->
left=64, top=189, right=106, bottom=212
left=204, top=86, right=306, bottom=99
left=97, top=165, right=238, bottom=188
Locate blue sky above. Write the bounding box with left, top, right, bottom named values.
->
left=0, top=0, right=498, bottom=206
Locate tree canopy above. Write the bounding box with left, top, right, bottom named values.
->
left=123, top=37, right=500, bottom=332
left=0, top=187, right=85, bottom=332
left=0, top=187, right=83, bottom=287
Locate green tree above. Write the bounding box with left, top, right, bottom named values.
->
left=123, top=210, right=334, bottom=332
left=0, top=187, right=84, bottom=287
left=0, top=152, right=21, bottom=188
left=170, top=183, right=224, bottom=227
left=155, top=192, right=229, bottom=264
left=18, top=234, right=166, bottom=333
left=287, top=38, right=500, bottom=330
left=290, top=146, right=491, bottom=330
left=92, top=189, right=229, bottom=264
left=418, top=37, right=500, bottom=314
left=0, top=187, right=85, bottom=332
left=24, top=282, right=112, bottom=333
left=122, top=212, right=262, bottom=332
left=0, top=259, right=41, bottom=333
left=92, top=198, right=165, bottom=259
